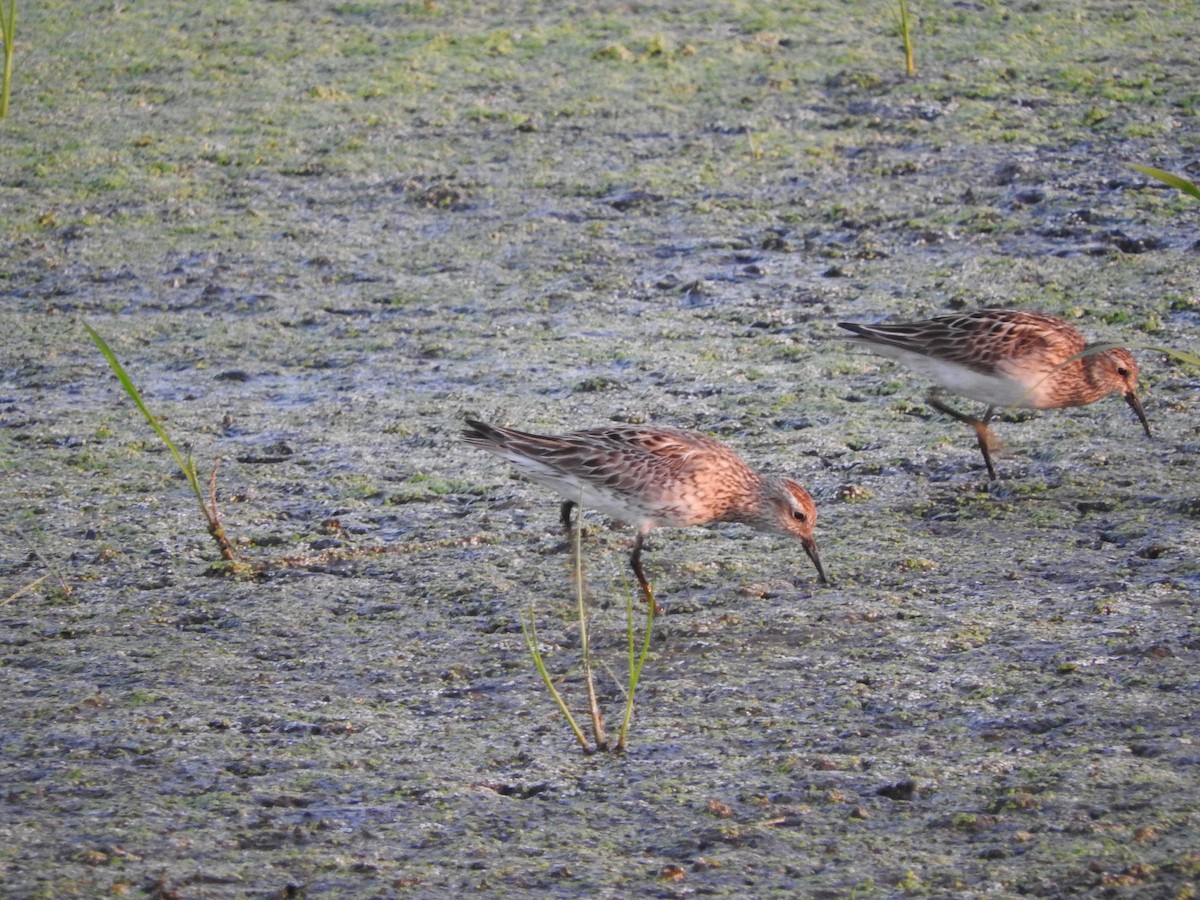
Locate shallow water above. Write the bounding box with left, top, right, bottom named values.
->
left=2, top=1, right=1199, bottom=896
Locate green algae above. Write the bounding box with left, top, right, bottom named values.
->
left=2, top=0, right=1199, bottom=897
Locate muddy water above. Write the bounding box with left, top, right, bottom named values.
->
left=2, top=1, right=1199, bottom=897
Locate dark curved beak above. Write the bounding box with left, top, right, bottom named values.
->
left=1125, top=391, right=1151, bottom=438
left=803, top=537, right=828, bottom=585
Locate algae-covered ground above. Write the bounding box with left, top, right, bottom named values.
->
left=2, top=1, right=1199, bottom=897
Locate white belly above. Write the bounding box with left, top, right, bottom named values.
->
left=870, top=346, right=1047, bottom=408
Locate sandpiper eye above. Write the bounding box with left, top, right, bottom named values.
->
left=1116, top=366, right=1129, bottom=377
left=791, top=509, right=808, bottom=524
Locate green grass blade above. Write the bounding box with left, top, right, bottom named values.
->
left=573, top=496, right=607, bottom=750
left=521, top=607, right=590, bottom=753
left=1129, top=164, right=1200, bottom=202
left=897, top=0, right=915, bottom=76
left=83, top=320, right=246, bottom=567
left=81, top=319, right=242, bottom=564
left=616, top=570, right=654, bottom=752
left=1151, top=345, right=1200, bottom=367
left=0, top=0, right=13, bottom=119
left=84, top=322, right=203, bottom=494
left=1066, top=342, right=1199, bottom=369
left=1014, top=340, right=1198, bottom=407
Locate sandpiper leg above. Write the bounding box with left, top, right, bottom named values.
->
left=630, top=531, right=663, bottom=615
left=927, top=395, right=999, bottom=480
left=559, top=500, right=578, bottom=535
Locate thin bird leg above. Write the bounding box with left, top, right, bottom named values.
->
left=630, top=531, right=664, bottom=615
left=559, top=500, right=578, bottom=536
left=976, top=406, right=998, bottom=480
left=927, top=395, right=999, bottom=481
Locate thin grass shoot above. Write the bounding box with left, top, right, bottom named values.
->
left=3, top=573, right=49, bottom=606
left=573, top=502, right=608, bottom=751
left=616, top=569, right=655, bottom=752
left=519, top=499, right=657, bottom=754
left=897, top=0, right=916, bottom=76
left=84, top=322, right=240, bottom=564
left=1016, top=341, right=1200, bottom=410
left=520, top=608, right=591, bottom=753
left=1129, top=164, right=1200, bottom=202
left=0, top=0, right=13, bottom=118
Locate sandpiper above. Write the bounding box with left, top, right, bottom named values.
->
left=839, top=309, right=1150, bottom=479
left=463, top=419, right=826, bottom=609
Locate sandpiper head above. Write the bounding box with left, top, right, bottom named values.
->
left=768, top=478, right=827, bottom=585
left=1096, top=347, right=1150, bottom=438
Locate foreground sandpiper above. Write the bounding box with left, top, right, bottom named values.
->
left=463, top=419, right=826, bottom=609
left=838, top=309, right=1150, bottom=479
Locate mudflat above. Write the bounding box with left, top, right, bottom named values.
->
left=2, top=2, right=1198, bottom=896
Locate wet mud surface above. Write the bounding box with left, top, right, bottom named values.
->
left=2, top=1, right=1199, bottom=897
